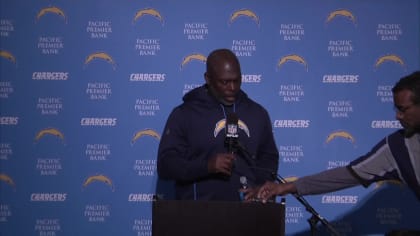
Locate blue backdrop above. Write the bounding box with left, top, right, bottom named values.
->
left=1, top=0, right=420, bottom=235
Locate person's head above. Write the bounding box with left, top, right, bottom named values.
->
left=392, top=71, right=420, bottom=136
left=204, top=49, right=242, bottom=106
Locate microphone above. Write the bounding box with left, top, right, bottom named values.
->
left=225, top=113, right=239, bottom=153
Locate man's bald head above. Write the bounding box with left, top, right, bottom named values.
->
left=206, top=49, right=241, bottom=77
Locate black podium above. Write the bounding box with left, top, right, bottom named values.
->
left=152, top=200, right=285, bottom=236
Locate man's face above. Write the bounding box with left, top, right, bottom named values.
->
left=393, top=89, right=420, bottom=135
left=205, top=61, right=241, bottom=105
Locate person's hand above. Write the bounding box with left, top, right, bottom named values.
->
left=256, top=181, right=297, bottom=203
left=208, top=153, right=236, bottom=176
left=239, top=186, right=260, bottom=202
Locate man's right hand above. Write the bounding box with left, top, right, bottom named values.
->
left=208, top=153, right=236, bottom=176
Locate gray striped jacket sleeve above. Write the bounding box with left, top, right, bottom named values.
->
left=294, top=166, right=360, bottom=196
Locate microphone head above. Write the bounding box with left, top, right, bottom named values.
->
left=226, top=113, right=239, bottom=138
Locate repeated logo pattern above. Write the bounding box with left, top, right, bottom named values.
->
left=1, top=1, right=419, bottom=235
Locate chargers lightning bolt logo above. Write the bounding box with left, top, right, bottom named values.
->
left=277, top=54, right=308, bottom=72
left=374, top=54, right=406, bottom=71
left=133, top=8, right=164, bottom=26
left=180, top=53, right=207, bottom=70
left=283, top=176, right=299, bottom=183
left=36, top=6, right=67, bottom=23
left=0, top=50, right=17, bottom=65
left=34, top=127, right=65, bottom=144
left=325, top=130, right=355, bottom=145
left=131, top=128, right=161, bottom=145
left=375, top=180, right=402, bottom=189
left=82, top=174, right=115, bottom=191
left=229, top=9, right=260, bottom=27
left=325, top=9, right=357, bottom=26
left=214, top=119, right=250, bottom=138
left=84, top=52, right=117, bottom=70
left=0, top=173, right=16, bottom=190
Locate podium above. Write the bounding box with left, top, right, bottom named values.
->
left=152, top=200, right=285, bottom=236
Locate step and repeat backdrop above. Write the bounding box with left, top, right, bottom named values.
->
left=1, top=0, right=419, bottom=235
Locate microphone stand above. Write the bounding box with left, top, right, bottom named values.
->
left=235, top=141, right=340, bottom=236
left=274, top=174, right=341, bottom=236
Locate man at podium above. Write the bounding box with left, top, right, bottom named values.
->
left=157, top=48, right=279, bottom=201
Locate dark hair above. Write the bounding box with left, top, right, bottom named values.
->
left=392, top=71, right=420, bottom=104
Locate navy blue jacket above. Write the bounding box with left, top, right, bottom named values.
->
left=157, top=85, right=279, bottom=201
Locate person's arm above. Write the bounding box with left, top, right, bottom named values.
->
left=255, top=132, right=403, bottom=201
left=294, top=166, right=360, bottom=195
left=254, top=166, right=361, bottom=202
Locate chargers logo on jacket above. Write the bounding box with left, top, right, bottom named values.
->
left=214, top=119, right=250, bottom=138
